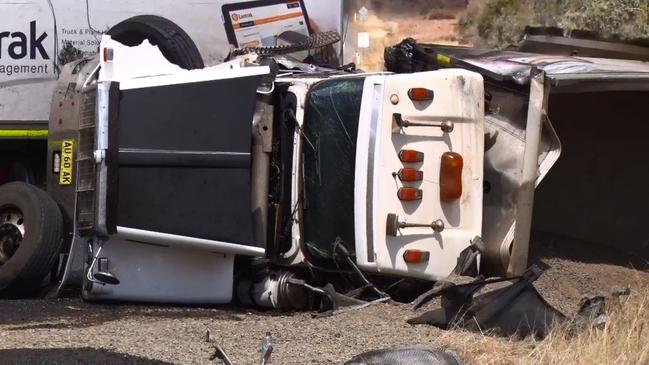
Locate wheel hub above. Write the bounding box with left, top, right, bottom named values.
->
left=0, top=210, right=24, bottom=265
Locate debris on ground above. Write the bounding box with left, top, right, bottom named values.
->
left=408, top=266, right=565, bottom=339
left=408, top=264, right=637, bottom=340
left=343, top=346, right=463, bottom=365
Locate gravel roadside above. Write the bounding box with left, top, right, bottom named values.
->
left=0, top=235, right=647, bottom=365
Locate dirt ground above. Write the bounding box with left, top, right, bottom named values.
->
left=348, top=2, right=468, bottom=71
left=0, top=233, right=646, bottom=365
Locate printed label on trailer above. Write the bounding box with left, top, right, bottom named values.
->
left=59, top=140, right=74, bottom=185
left=226, top=1, right=309, bottom=48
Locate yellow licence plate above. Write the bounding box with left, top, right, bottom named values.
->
left=59, top=140, right=74, bottom=185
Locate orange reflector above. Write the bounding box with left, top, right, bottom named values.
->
left=397, top=168, right=423, bottom=182
left=408, top=88, right=435, bottom=101
left=403, top=249, right=430, bottom=263
left=398, top=187, right=423, bottom=201
left=399, top=150, right=424, bottom=163
left=440, top=152, right=463, bottom=202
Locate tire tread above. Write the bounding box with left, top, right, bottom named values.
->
left=107, top=15, right=204, bottom=70
left=0, top=183, right=63, bottom=296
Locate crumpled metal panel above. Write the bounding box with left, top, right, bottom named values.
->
left=458, top=52, right=649, bottom=85
left=481, top=86, right=561, bottom=273
left=385, top=39, right=649, bottom=89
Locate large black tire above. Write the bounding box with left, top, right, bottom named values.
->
left=0, top=182, right=63, bottom=296
left=107, top=15, right=204, bottom=70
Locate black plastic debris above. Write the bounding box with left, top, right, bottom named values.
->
left=573, top=287, right=631, bottom=331
left=408, top=265, right=566, bottom=339
left=343, top=347, right=463, bottom=365
left=384, top=38, right=435, bottom=74
left=451, top=236, right=485, bottom=277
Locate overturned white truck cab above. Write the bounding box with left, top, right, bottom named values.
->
left=42, top=35, right=485, bottom=305
left=3, top=14, right=647, bottom=306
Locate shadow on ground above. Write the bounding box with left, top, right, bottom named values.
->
left=0, top=348, right=173, bottom=364
left=530, top=231, right=649, bottom=271
left=0, top=300, right=246, bottom=329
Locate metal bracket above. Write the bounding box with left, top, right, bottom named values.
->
left=93, top=149, right=106, bottom=164
left=386, top=213, right=445, bottom=236
left=393, top=113, right=454, bottom=133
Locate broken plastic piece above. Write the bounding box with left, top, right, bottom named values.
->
left=261, top=332, right=273, bottom=365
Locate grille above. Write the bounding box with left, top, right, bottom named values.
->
left=76, top=88, right=97, bottom=234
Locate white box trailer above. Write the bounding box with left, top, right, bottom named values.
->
left=0, top=0, right=344, bottom=128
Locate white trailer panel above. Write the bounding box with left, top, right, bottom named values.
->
left=0, top=0, right=343, bottom=123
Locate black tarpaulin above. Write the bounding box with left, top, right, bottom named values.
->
left=408, top=266, right=566, bottom=339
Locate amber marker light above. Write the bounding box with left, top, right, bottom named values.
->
left=398, top=187, right=423, bottom=201
left=403, top=249, right=430, bottom=263
left=440, top=152, right=463, bottom=202
left=399, top=150, right=424, bottom=163
left=407, top=88, right=434, bottom=101
left=397, top=168, right=423, bottom=182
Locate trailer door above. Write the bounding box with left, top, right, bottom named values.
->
left=95, top=66, right=268, bottom=248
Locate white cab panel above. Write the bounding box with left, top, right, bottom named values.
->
left=355, top=69, right=484, bottom=280
left=85, top=238, right=234, bottom=304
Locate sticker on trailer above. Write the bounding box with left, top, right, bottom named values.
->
left=59, top=140, right=74, bottom=185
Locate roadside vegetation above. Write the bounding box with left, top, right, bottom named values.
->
left=460, top=0, right=649, bottom=48
left=439, top=283, right=649, bottom=365
left=527, top=287, right=648, bottom=365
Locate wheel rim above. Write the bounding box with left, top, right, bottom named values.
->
left=0, top=209, right=24, bottom=266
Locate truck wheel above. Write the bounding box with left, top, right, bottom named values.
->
left=0, top=182, right=63, bottom=296
left=107, top=15, right=204, bottom=70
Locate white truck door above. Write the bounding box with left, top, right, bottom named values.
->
left=354, top=70, right=485, bottom=281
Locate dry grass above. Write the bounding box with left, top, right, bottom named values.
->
left=527, top=286, right=649, bottom=365
left=431, top=284, right=649, bottom=365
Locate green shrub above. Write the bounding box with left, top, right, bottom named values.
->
left=475, top=0, right=532, bottom=47
left=463, top=0, right=649, bottom=48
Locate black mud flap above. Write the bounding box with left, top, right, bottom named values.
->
left=103, top=69, right=267, bottom=247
